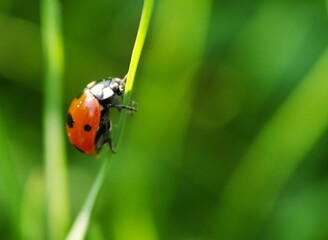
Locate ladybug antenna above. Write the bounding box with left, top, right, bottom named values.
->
left=122, top=74, right=128, bottom=83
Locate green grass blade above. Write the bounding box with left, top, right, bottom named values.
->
left=114, top=0, right=154, bottom=148
left=66, top=159, right=109, bottom=240
left=111, top=0, right=212, bottom=238
left=40, top=0, right=70, bottom=239
left=66, top=1, right=153, bottom=239
left=20, top=168, right=46, bottom=240
left=213, top=46, right=328, bottom=239
left=0, top=115, right=20, bottom=239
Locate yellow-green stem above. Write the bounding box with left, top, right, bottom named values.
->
left=114, top=0, right=154, bottom=147
left=66, top=1, right=153, bottom=239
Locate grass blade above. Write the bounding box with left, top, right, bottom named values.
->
left=66, top=159, right=109, bottom=240
left=40, top=0, right=70, bottom=239
left=213, top=46, right=328, bottom=239
left=0, top=115, right=20, bottom=239
left=66, top=1, right=153, bottom=239
left=114, top=0, right=154, bottom=148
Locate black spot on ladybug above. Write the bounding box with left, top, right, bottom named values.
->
left=67, top=113, right=74, bottom=128
left=74, top=145, right=85, bottom=153
left=84, top=124, right=92, bottom=132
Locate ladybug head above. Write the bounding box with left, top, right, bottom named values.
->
left=109, top=78, right=125, bottom=96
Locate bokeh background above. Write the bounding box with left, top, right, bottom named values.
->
left=1, top=0, right=328, bottom=239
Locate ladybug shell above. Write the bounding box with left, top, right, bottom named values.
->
left=66, top=89, right=101, bottom=155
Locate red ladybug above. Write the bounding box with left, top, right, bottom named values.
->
left=66, top=76, right=136, bottom=155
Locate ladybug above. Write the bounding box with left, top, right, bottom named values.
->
left=66, top=75, right=136, bottom=155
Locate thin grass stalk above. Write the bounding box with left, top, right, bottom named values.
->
left=113, top=0, right=154, bottom=147
left=0, top=115, right=20, bottom=239
left=66, top=1, right=153, bottom=239
left=40, top=0, right=70, bottom=239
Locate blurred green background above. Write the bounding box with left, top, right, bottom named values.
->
left=1, top=0, right=328, bottom=239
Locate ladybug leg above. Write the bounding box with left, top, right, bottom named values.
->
left=107, top=96, right=137, bottom=113
left=104, top=118, right=116, bottom=153
left=95, top=126, right=107, bottom=153
left=95, top=124, right=116, bottom=153
left=107, top=135, right=116, bottom=153
left=127, top=100, right=138, bottom=115
left=95, top=112, right=116, bottom=153
left=114, top=105, right=137, bottom=112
